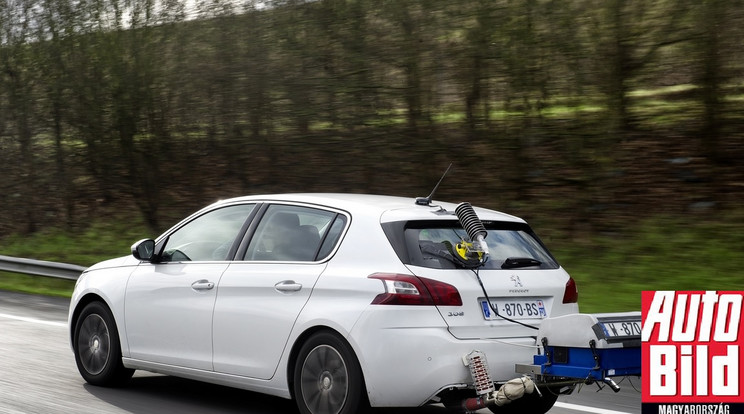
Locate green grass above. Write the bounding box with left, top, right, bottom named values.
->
left=0, top=217, right=150, bottom=297
left=552, top=213, right=744, bottom=313
left=0, top=274, right=76, bottom=297
left=2, top=213, right=743, bottom=314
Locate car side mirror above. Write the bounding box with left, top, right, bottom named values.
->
left=132, top=239, right=156, bottom=262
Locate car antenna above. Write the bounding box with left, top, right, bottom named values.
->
left=415, top=163, right=453, bottom=206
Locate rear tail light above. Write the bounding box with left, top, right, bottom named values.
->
left=368, top=273, right=463, bottom=306
left=562, top=276, right=578, bottom=303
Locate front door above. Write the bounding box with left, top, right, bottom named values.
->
left=124, top=203, right=256, bottom=370
left=124, top=262, right=227, bottom=370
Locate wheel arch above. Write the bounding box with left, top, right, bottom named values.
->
left=69, top=293, right=112, bottom=346
left=286, top=326, right=368, bottom=401
left=71, top=295, right=134, bottom=386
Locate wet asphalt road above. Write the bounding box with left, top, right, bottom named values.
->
left=0, top=290, right=639, bottom=414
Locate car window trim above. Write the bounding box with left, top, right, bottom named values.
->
left=225, top=204, right=264, bottom=260
left=233, top=203, right=269, bottom=261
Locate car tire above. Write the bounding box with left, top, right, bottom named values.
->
left=293, top=331, right=367, bottom=414
left=487, top=385, right=559, bottom=414
left=73, top=301, right=134, bottom=386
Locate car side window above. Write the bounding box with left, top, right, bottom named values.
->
left=244, top=205, right=340, bottom=262
left=161, top=204, right=255, bottom=262
left=317, top=214, right=347, bottom=259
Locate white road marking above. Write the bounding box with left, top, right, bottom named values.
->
left=0, top=311, right=637, bottom=414
left=0, top=312, right=67, bottom=328
left=554, top=401, right=635, bottom=414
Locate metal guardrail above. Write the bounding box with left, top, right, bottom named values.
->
left=0, top=255, right=86, bottom=280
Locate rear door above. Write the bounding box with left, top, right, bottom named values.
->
left=212, top=204, right=348, bottom=379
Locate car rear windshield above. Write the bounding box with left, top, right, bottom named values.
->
left=383, top=220, right=559, bottom=270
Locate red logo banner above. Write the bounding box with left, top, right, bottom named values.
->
left=642, top=291, right=744, bottom=413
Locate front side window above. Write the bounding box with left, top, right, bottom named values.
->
left=401, top=222, right=559, bottom=270
left=161, top=204, right=256, bottom=262
left=244, top=205, right=344, bottom=262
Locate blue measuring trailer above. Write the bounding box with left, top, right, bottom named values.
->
left=517, top=312, right=641, bottom=391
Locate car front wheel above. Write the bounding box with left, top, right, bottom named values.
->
left=293, top=331, right=367, bottom=414
left=73, top=301, right=133, bottom=386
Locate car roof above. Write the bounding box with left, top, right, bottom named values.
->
left=212, top=193, right=525, bottom=224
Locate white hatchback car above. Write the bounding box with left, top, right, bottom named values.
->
left=69, top=193, right=579, bottom=414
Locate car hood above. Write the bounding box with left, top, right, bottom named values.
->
left=84, top=255, right=140, bottom=273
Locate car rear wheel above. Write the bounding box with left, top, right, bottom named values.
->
left=293, top=331, right=367, bottom=414
left=73, top=301, right=133, bottom=386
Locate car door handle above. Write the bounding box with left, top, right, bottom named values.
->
left=275, top=280, right=302, bottom=292
left=191, top=279, right=215, bottom=291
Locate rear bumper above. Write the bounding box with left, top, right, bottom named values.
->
left=349, top=307, right=538, bottom=407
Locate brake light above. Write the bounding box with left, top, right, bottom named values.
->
left=562, top=276, right=578, bottom=303
left=369, top=273, right=463, bottom=306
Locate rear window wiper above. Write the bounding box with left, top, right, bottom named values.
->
left=501, top=257, right=542, bottom=269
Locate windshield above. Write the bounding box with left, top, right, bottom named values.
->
left=386, top=221, right=559, bottom=270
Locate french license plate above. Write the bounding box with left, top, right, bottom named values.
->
left=599, top=320, right=642, bottom=339
left=480, top=298, right=547, bottom=320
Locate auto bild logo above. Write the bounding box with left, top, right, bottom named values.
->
left=642, top=291, right=744, bottom=414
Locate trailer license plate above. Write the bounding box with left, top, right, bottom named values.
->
left=600, top=321, right=642, bottom=339
left=480, top=298, right=547, bottom=320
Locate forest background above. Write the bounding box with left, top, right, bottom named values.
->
left=1, top=0, right=743, bottom=312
